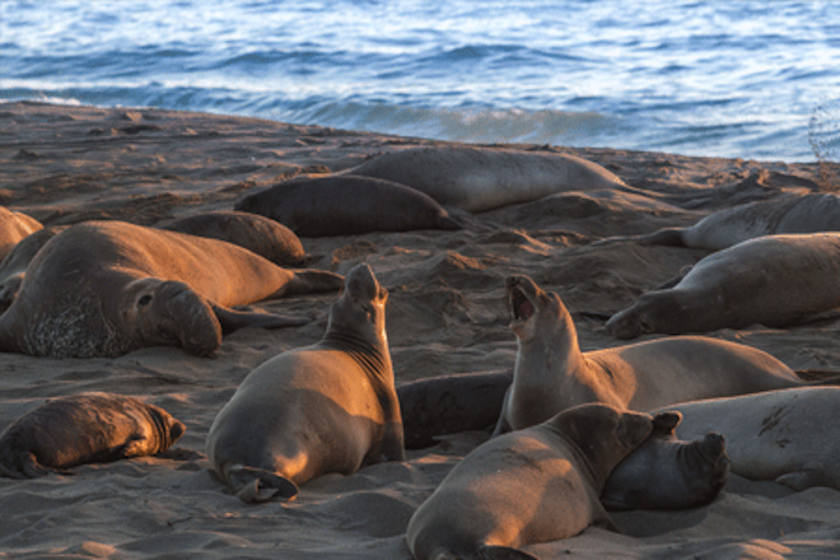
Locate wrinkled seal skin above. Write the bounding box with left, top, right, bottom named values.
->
left=0, top=206, right=42, bottom=262
left=657, top=387, right=840, bottom=491
left=631, top=193, right=840, bottom=251
left=206, top=264, right=405, bottom=503
left=0, top=392, right=185, bottom=478
left=234, top=175, right=462, bottom=236
left=606, top=233, right=840, bottom=340
left=494, top=274, right=805, bottom=436
left=345, top=145, right=628, bottom=213
left=601, top=411, right=730, bottom=511
left=397, top=370, right=513, bottom=449
left=0, top=221, right=343, bottom=358
left=163, top=210, right=308, bottom=266
left=406, top=404, right=662, bottom=560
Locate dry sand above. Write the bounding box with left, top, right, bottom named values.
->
left=1, top=100, right=840, bottom=558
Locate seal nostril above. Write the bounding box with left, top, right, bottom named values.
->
left=138, top=295, right=153, bottom=306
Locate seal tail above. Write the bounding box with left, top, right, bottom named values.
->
left=278, top=269, right=345, bottom=297
left=225, top=465, right=299, bottom=503
left=211, top=304, right=310, bottom=334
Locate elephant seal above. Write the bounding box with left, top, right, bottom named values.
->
left=628, top=193, right=840, bottom=251
left=494, top=274, right=806, bottom=435
left=0, top=207, right=42, bottom=262
left=0, top=226, right=63, bottom=311
left=601, top=411, right=730, bottom=510
left=163, top=210, right=308, bottom=266
left=345, top=145, right=628, bottom=212
left=0, top=220, right=343, bottom=358
left=234, top=175, right=463, bottom=236
left=397, top=370, right=513, bottom=449
left=206, top=263, right=405, bottom=503
left=605, top=233, right=840, bottom=339
left=406, top=403, right=663, bottom=560
left=656, top=387, right=840, bottom=491
left=0, top=392, right=185, bottom=478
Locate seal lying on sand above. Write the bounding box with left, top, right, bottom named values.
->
left=656, top=387, right=840, bottom=491
left=0, top=226, right=62, bottom=311
left=235, top=175, right=464, bottom=236
left=601, top=411, right=730, bottom=510
left=163, top=210, right=308, bottom=266
left=0, top=206, right=42, bottom=262
left=605, top=233, right=840, bottom=339
left=494, top=275, right=807, bottom=435
left=345, top=145, right=628, bottom=212
left=0, top=392, right=185, bottom=478
left=0, top=221, right=343, bottom=358
left=625, top=193, right=840, bottom=251
left=206, top=264, right=405, bottom=503
left=406, top=403, right=662, bottom=560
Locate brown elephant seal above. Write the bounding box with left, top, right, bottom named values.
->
left=0, top=392, right=185, bottom=478
left=406, top=403, right=663, bottom=560
left=345, top=145, right=628, bottom=212
left=494, top=274, right=806, bottom=435
left=605, top=233, right=840, bottom=340
left=0, top=226, right=63, bottom=311
left=234, top=175, right=464, bottom=236
left=206, top=263, right=405, bottom=503
left=163, top=210, right=308, bottom=266
left=0, top=220, right=343, bottom=358
left=656, top=387, right=840, bottom=491
left=397, top=370, right=513, bottom=449
left=0, top=206, right=42, bottom=262
left=628, top=193, right=840, bottom=251
left=601, top=411, right=730, bottom=510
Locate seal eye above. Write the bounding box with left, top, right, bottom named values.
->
left=138, top=294, right=153, bottom=307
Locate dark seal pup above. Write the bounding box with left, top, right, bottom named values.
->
left=406, top=403, right=663, bottom=560
left=601, top=411, right=730, bottom=510
left=206, top=263, right=405, bottom=503
left=0, top=392, right=185, bottom=478
left=234, top=175, right=463, bottom=236
left=0, top=220, right=343, bottom=358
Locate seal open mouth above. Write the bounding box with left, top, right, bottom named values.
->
left=508, top=283, right=535, bottom=322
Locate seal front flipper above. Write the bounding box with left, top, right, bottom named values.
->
left=226, top=465, right=299, bottom=503
left=478, top=545, right=540, bottom=560
left=211, top=304, right=310, bottom=334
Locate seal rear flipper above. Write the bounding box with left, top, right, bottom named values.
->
left=279, top=269, right=345, bottom=297
left=211, top=304, right=310, bottom=334
left=477, top=545, right=540, bottom=560
left=227, top=466, right=299, bottom=503
left=17, top=453, right=66, bottom=478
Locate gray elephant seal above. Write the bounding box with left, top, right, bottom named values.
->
left=0, top=206, right=42, bottom=262
left=206, top=264, right=405, bottom=503
left=163, top=210, right=308, bottom=266
left=629, top=193, right=840, bottom=251
left=346, top=145, right=628, bottom=212
left=0, top=220, right=343, bottom=358
left=0, top=226, right=63, bottom=311
left=0, top=392, right=185, bottom=478
left=234, top=175, right=463, bottom=236
left=601, top=411, right=730, bottom=510
left=605, top=233, right=840, bottom=339
left=406, top=403, right=660, bottom=560
left=656, top=387, right=840, bottom=491
left=397, top=370, right=513, bottom=449
left=494, top=275, right=805, bottom=435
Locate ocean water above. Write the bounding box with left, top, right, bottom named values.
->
left=2, top=0, right=839, bottom=162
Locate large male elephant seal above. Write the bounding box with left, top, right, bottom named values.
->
left=345, top=145, right=628, bottom=212
left=163, top=210, right=308, bottom=266
left=206, top=264, right=405, bottom=503
left=494, top=275, right=806, bottom=435
left=627, top=193, right=840, bottom=251
left=0, top=221, right=343, bottom=358
left=234, top=175, right=463, bottom=236
left=655, top=387, right=840, bottom=491
left=601, top=411, right=730, bottom=510
left=0, top=392, right=185, bottom=478
left=0, top=226, right=63, bottom=311
left=605, top=233, right=840, bottom=339
left=0, top=206, right=42, bottom=262
left=406, top=403, right=663, bottom=560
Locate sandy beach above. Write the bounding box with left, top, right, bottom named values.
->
left=1, top=100, right=839, bottom=559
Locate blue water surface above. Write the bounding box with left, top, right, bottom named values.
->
left=2, top=0, right=838, bottom=161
